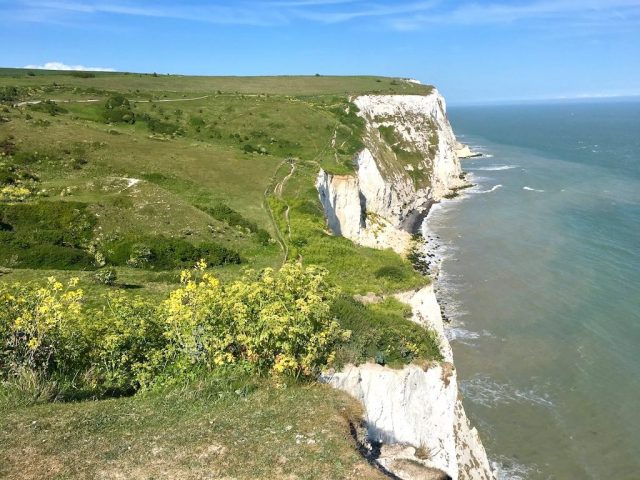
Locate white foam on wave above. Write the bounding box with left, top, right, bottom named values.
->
left=492, top=456, right=541, bottom=480
left=473, top=165, right=517, bottom=171
left=475, top=184, right=503, bottom=194
left=523, top=186, right=545, bottom=192
left=461, top=375, right=554, bottom=409
left=446, top=327, right=493, bottom=346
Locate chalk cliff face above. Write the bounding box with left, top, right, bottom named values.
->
left=316, top=90, right=465, bottom=254
left=316, top=91, right=495, bottom=480
left=322, top=286, right=494, bottom=480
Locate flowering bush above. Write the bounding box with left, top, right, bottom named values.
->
left=0, top=262, right=348, bottom=398
left=89, top=293, right=164, bottom=393
left=0, top=185, right=31, bottom=202
left=0, top=277, right=85, bottom=375
left=161, top=262, right=347, bottom=378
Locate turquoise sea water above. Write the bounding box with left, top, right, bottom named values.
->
left=428, top=101, right=640, bottom=479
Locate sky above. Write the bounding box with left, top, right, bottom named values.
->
left=2, top=0, right=640, bottom=104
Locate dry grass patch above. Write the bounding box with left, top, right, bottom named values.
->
left=0, top=380, right=386, bottom=480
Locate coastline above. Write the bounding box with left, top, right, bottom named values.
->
left=321, top=174, right=495, bottom=480
left=316, top=91, right=495, bottom=479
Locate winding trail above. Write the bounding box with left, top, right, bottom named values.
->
left=263, top=158, right=296, bottom=265
left=14, top=95, right=211, bottom=107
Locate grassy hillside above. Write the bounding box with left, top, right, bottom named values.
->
left=0, top=69, right=437, bottom=478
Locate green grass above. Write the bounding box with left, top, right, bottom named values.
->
left=1, top=70, right=431, bottom=295
left=0, top=374, right=386, bottom=480
left=334, top=296, right=442, bottom=367
left=0, top=68, right=433, bottom=96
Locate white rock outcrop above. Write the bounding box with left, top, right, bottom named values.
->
left=317, top=91, right=494, bottom=480
left=455, top=143, right=482, bottom=159
left=316, top=91, right=466, bottom=255
left=322, top=286, right=494, bottom=480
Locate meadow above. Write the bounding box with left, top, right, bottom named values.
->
left=0, top=69, right=436, bottom=478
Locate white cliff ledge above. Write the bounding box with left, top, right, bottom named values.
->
left=317, top=91, right=494, bottom=480
left=455, top=143, right=482, bottom=159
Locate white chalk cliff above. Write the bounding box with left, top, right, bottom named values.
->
left=317, top=90, right=494, bottom=480
left=316, top=91, right=466, bottom=255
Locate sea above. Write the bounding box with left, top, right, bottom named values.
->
left=426, top=100, right=640, bottom=479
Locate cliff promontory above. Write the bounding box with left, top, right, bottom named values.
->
left=317, top=90, right=494, bottom=480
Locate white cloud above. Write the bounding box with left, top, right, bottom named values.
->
left=23, top=61, right=115, bottom=72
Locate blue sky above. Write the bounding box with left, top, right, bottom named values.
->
left=2, top=0, right=639, bottom=104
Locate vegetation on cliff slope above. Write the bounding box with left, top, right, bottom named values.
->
left=0, top=69, right=439, bottom=478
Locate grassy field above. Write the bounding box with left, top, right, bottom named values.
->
left=0, top=374, right=387, bottom=480
left=1, top=69, right=436, bottom=478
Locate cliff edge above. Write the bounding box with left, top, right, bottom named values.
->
left=316, top=90, right=495, bottom=480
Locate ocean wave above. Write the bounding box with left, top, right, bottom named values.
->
left=473, top=165, right=517, bottom=171
left=446, top=327, right=492, bottom=345
left=523, top=186, right=545, bottom=192
left=474, top=184, right=503, bottom=194
left=492, top=456, right=541, bottom=480
left=461, top=375, right=554, bottom=409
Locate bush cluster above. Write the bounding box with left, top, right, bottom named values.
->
left=102, top=95, right=135, bottom=124
left=198, top=203, right=271, bottom=246
left=332, top=295, right=442, bottom=368
left=0, top=263, right=346, bottom=399
left=0, top=202, right=97, bottom=270
left=104, top=235, right=241, bottom=270
left=138, top=113, right=182, bottom=135
left=0, top=86, right=20, bottom=103
left=69, top=71, right=96, bottom=78
left=28, top=100, right=68, bottom=116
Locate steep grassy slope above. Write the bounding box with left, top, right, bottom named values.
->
left=0, top=69, right=437, bottom=478
left=1, top=70, right=430, bottom=293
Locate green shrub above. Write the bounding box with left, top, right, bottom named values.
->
left=92, top=267, right=117, bottom=286
left=140, top=114, right=182, bottom=135
left=28, top=100, right=68, bottom=116
left=255, top=229, right=271, bottom=246
left=374, top=265, right=409, bottom=282
left=197, top=203, right=271, bottom=245
left=105, top=235, right=241, bottom=270
left=332, top=296, right=442, bottom=368
left=0, top=244, right=96, bottom=270
left=0, top=202, right=97, bottom=270
left=69, top=71, right=96, bottom=78
left=127, top=243, right=153, bottom=268
left=0, top=86, right=20, bottom=103
left=102, top=95, right=135, bottom=124
left=0, top=201, right=96, bottom=247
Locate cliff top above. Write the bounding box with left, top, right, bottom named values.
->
left=0, top=68, right=434, bottom=96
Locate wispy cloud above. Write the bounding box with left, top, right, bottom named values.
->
left=23, top=61, right=115, bottom=71
left=293, top=1, right=439, bottom=24
left=9, top=0, right=289, bottom=26
left=4, top=0, right=640, bottom=29
left=390, top=0, right=640, bottom=30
